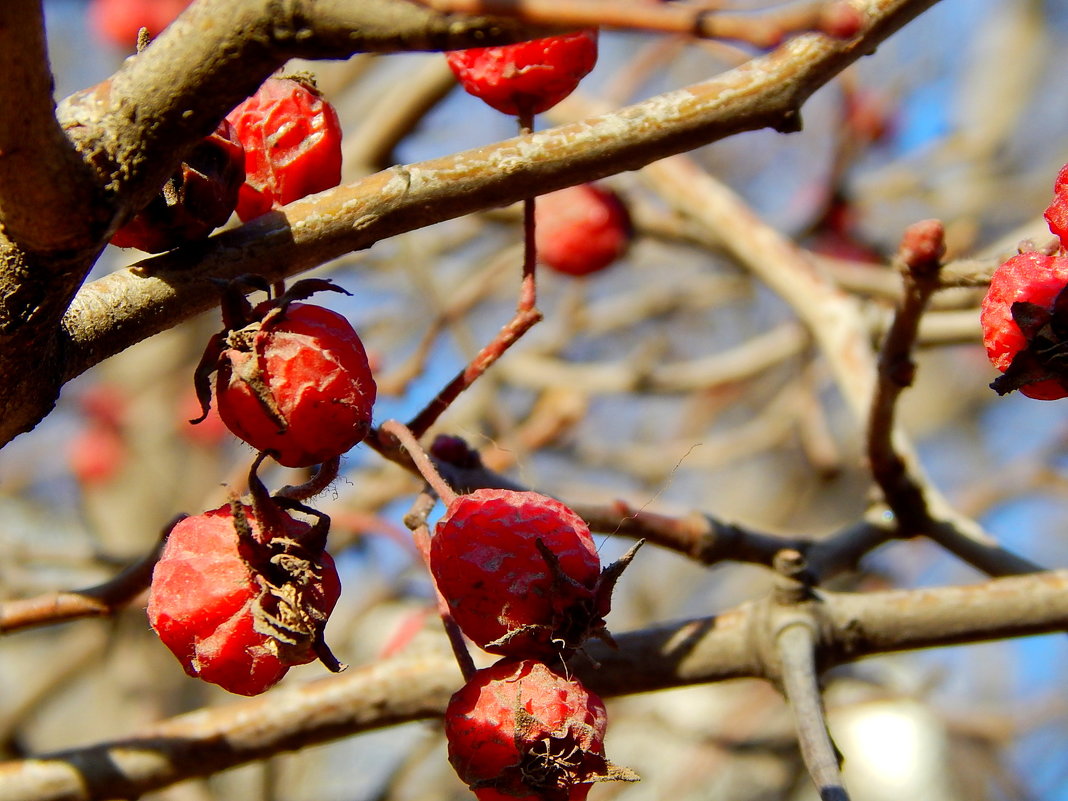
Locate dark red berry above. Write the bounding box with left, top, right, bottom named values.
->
left=535, top=183, right=632, bottom=276
left=226, top=76, right=343, bottom=221
left=208, top=298, right=376, bottom=467
left=445, top=659, right=630, bottom=801
left=980, top=251, right=1068, bottom=400
left=446, top=30, right=599, bottom=116
left=146, top=500, right=341, bottom=696
left=430, top=488, right=629, bottom=658
left=110, top=119, right=245, bottom=252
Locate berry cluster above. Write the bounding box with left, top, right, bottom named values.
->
left=417, top=450, right=638, bottom=798
left=111, top=75, right=343, bottom=252
left=981, top=163, right=1068, bottom=399
left=144, top=278, right=375, bottom=694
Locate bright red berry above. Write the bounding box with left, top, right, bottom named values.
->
left=146, top=500, right=341, bottom=696
left=110, top=119, right=245, bottom=252
left=980, top=250, right=1068, bottom=400
left=226, top=76, right=343, bottom=222
left=194, top=280, right=377, bottom=468
left=445, top=30, right=599, bottom=116
left=430, top=488, right=627, bottom=658
left=535, top=183, right=632, bottom=276
left=1044, top=163, right=1068, bottom=251
left=445, top=659, right=629, bottom=801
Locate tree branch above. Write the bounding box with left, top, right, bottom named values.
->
left=27, top=0, right=941, bottom=453
left=1, top=567, right=1065, bottom=801
left=0, top=0, right=102, bottom=252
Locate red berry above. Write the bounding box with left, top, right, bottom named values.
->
left=535, top=183, right=632, bottom=276
left=110, top=119, right=245, bottom=252
left=431, top=489, right=614, bottom=658
left=1044, top=163, right=1068, bottom=250
left=980, top=251, right=1068, bottom=400
left=147, top=501, right=341, bottom=696
left=226, top=77, right=343, bottom=222
left=89, top=0, right=191, bottom=48
left=211, top=301, right=376, bottom=467
left=444, top=659, right=621, bottom=801
left=68, top=424, right=126, bottom=485
left=446, top=30, right=599, bottom=116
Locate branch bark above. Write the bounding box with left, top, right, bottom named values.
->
left=1, top=567, right=1064, bottom=801
left=10, top=0, right=941, bottom=453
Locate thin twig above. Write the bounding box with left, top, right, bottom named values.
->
left=378, top=419, right=458, bottom=505
left=413, top=0, right=866, bottom=48
left=0, top=515, right=182, bottom=634
left=778, top=622, right=850, bottom=801
left=403, top=307, right=543, bottom=437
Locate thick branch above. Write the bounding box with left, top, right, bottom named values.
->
left=1, top=568, right=1065, bottom=801
left=0, top=0, right=102, bottom=252
left=43, top=0, right=937, bottom=437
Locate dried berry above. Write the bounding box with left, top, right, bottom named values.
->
left=445, top=659, right=633, bottom=801
left=980, top=250, right=1068, bottom=400
left=535, top=183, right=632, bottom=276
left=194, top=279, right=377, bottom=468
left=430, top=488, right=633, bottom=658
left=110, top=119, right=245, bottom=252
left=446, top=30, right=599, bottom=116
left=226, top=76, right=343, bottom=221
left=147, top=499, right=341, bottom=696
left=1044, top=163, right=1068, bottom=251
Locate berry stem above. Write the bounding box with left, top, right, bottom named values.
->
left=379, top=419, right=458, bottom=505
left=518, top=109, right=538, bottom=313
left=275, top=457, right=341, bottom=502
left=402, top=306, right=542, bottom=438
left=402, top=490, right=477, bottom=681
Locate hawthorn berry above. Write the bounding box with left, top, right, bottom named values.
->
left=445, top=30, right=599, bottom=116
left=226, top=76, right=343, bottom=222
left=193, top=279, right=377, bottom=468
left=89, top=0, right=191, bottom=48
left=146, top=498, right=341, bottom=696
left=110, top=119, right=245, bottom=252
left=535, top=183, right=633, bottom=276
left=445, top=659, right=633, bottom=801
left=1044, top=163, right=1068, bottom=251
left=980, top=250, right=1068, bottom=400
left=430, top=488, right=633, bottom=659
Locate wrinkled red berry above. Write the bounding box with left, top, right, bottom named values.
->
left=980, top=250, right=1068, bottom=400
left=226, top=76, right=343, bottom=221
left=446, top=30, right=599, bottom=116
left=445, top=659, right=625, bottom=801
left=536, top=183, right=632, bottom=276
left=147, top=501, right=341, bottom=696
left=209, top=300, right=376, bottom=467
left=431, top=489, right=623, bottom=658
left=110, top=119, right=245, bottom=252
left=1044, top=163, right=1068, bottom=251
